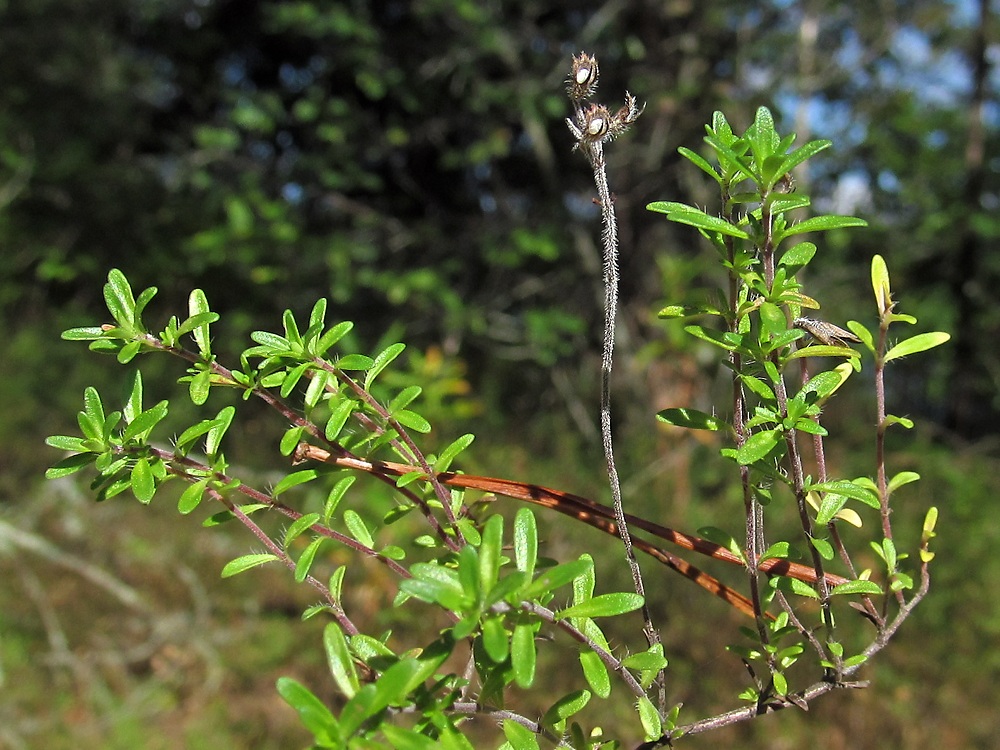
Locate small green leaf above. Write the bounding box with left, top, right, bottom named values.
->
left=810, top=536, right=834, bottom=560
left=176, top=417, right=225, bottom=454
left=579, top=649, right=610, bottom=698
left=786, top=578, right=820, bottom=599
left=121, top=401, right=168, bottom=444
left=772, top=671, right=788, bottom=696
left=205, top=406, right=236, bottom=456
left=285, top=513, right=321, bottom=548
left=325, top=398, right=356, bottom=442
left=888, top=471, right=920, bottom=494
left=104, top=269, right=137, bottom=328
left=275, top=677, right=339, bottom=742
left=760, top=541, right=790, bottom=561
left=808, top=479, right=880, bottom=508
left=884, top=332, right=951, bottom=362
left=656, top=408, right=726, bottom=431
left=513, top=508, right=538, bottom=578
left=677, top=146, right=720, bottom=182
left=646, top=201, right=750, bottom=239
left=621, top=649, right=669, bottom=672
left=780, top=215, right=867, bottom=238
left=178, top=478, right=209, bottom=514
left=295, top=537, right=326, bottom=582
left=221, top=553, right=279, bottom=577
left=636, top=695, right=662, bottom=740
left=62, top=326, right=109, bottom=340
left=280, top=425, right=305, bottom=457
left=871, top=254, right=892, bottom=316
left=557, top=593, right=644, bottom=620
left=315, top=321, right=353, bottom=356
left=435, top=433, right=475, bottom=473
left=393, top=409, right=431, bottom=433
left=831, top=579, right=883, bottom=596
left=343, top=509, right=374, bottom=548
left=46, top=452, right=96, bottom=478
left=335, top=354, right=374, bottom=371
left=189, top=368, right=212, bottom=405
left=324, top=476, right=355, bottom=523
left=388, top=385, right=422, bottom=413
left=273, top=469, right=318, bottom=497
left=365, top=342, right=406, bottom=390
left=45, top=435, right=91, bottom=453
left=511, top=622, right=536, bottom=688
left=541, top=690, right=591, bottom=734
left=479, top=515, right=503, bottom=596
left=131, top=458, right=156, bottom=504
left=524, top=557, right=592, bottom=599
left=735, top=429, right=782, bottom=465
left=684, top=324, right=740, bottom=351
left=482, top=615, right=509, bottom=663
left=324, top=623, right=359, bottom=698
left=502, top=718, right=540, bottom=750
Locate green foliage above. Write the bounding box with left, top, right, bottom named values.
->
left=46, top=102, right=945, bottom=746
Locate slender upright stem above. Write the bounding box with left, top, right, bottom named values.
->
left=565, top=52, right=663, bottom=705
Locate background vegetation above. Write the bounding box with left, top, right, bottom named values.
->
left=2, top=0, right=997, bottom=747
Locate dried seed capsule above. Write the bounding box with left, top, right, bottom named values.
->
left=567, top=52, right=599, bottom=100
left=588, top=116, right=607, bottom=136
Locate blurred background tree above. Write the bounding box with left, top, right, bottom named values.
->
left=2, top=0, right=997, bottom=747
